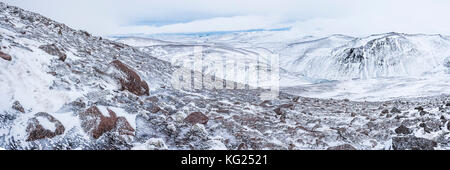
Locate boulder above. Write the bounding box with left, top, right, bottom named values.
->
left=26, top=112, right=65, bottom=141
left=11, top=101, right=25, bottom=113
left=273, top=107, right=283, bottom=115
left=0, top=51, right=11, bottom=61
left=421, top=120, right=442, bottom=133
left=327, top=144, right=357, bottom=150
left=391, top=107, right=401, bottom=114
left=39, top=44, right=67, bottom=61
left=108, top=60, right=149, bottom=96
left=394, top=125, right=411, bottom=135
left=184, top=112, right=208, bottom=125
left=414, top=106, right=424, bottom=112
left=392, top=136, right=437, bottom=150
left=79, top=106, right=135, bottom=139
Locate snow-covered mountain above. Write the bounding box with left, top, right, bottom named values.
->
left=1, top=2, right=450, bottom=150
left=117, top=31, right=450, bottom=101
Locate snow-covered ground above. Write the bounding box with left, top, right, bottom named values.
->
left=1, top=2, right=450, bottom=150
left=115, top=32, right=450, bottom=101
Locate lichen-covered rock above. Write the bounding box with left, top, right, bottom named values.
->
left=0, top=50, right=11, bottom=61
left=38, top=44, right=67, bottom=61
left=184, top=112, right=208, bottom=125
left=26, top=112, right=65, bottom=141
left=392, top=136, right=437, bottom=150
left=79, top=106, right=135, bottom=139
left=108, top=60, right=149, bottom=96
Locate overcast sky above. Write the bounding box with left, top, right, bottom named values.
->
left=2, top=0, right=450, bottom=36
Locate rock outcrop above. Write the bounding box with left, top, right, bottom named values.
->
left=0, top=50, right=11, bottom=61
left=108, top=60, right=149, bottom=96
left=392, top=136, right=437, bottom=150
left=79, top=106, right=134, bottom=139
left=26, top=112, right=65, bottom=141
left=184, top=112, right=209, bottom=125
left=38, top=44, right=67, bottom=61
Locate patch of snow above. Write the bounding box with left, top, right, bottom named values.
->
left=36, top=116, right=56, bottom=131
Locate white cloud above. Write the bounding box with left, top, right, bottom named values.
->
left=2, top=0, right=450, bottom=36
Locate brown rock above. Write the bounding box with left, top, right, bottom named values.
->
left=327, top=144, right=357, bottom=150
left=11, top=101, right=25, bottom=113
left=39, top=44, right=67, bottom=62
left=237, top=143, right=248, bottom=150
left=216, top=109, right=230, bottom=113
left=26, top=112, right=65, bottom=141
left=116, top=117, right=135, bottom=136
left=109, top=60, right=149, bottom=96
left=79, top=106, right=135, bottom=139
left=0, top=51, right=12, bottom=61
left=184, top=112, right=209, bottom=125
left=148, top=105, right=161, bottom=113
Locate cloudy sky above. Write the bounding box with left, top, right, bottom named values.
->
left=2, top=0, right=450, bottom=36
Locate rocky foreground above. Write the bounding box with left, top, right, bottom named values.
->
left=1, top=2, right=450, bottom=150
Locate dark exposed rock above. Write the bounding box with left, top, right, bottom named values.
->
left=392, top=137, right=437, bottom=150
left=11, top=101, right=25, bottom=113
left=327, top=144, right=356, bottom=150
left=273, top=107, right=283, bottom=115
left=38, top=44, right=67, bottom=62
left=421, top=120, right=442, bottom=133
left=381, top=109, right=389, bottom=114
left=446, top=103, right=450, bottom=107
left=26, top=112, right=65, bottom=141
left=391, top=107, right=401, bottom=114
left=216, top=109, right=230, bottom=114
left=259, top=100, right=272, bottom=107
left=148, top=105, right=161, bottom=113
left=109, top=60, right=149, bottom=96
left=280, top=103, right=294, bottom=110
left=0, top=50, right=12, bottom=61
left=237, top=143, right=248, bottom=150
left=79, top=106, right=135, bottom=139
left=394, top=125, right=411, bottom=135
left=419, top=110, right=429, bottom=116
left=292, top=96, right=300, bottom=102
left=415, top=106, right=424, bottom=112
left=184, top=112, right=208, bottom=125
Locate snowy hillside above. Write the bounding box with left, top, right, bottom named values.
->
left=1, top=2, right=450, bottom=150
left=117, top=31, right=450, bottom=101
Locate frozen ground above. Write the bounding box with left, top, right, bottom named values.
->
left=1, top=2, right=450, bottom=150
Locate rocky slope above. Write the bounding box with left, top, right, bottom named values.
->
left=1, top=2, right=450, bottom=150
